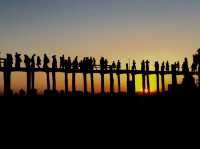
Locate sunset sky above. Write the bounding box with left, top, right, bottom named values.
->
left=0, top=0, right=200, bottom=94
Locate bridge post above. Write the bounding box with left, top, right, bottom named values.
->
left=31, top=70, right=35, bottom=90
left=161, top=72, right=165, bottom=95
left=126, top=64, right=130, bottom=95
left=172, top=64, right=177, bottom=88
left=46, top=71, right=50, bottom=90
left=156, top=73, right=160, bottom=94
left=83, top=72, right=87, bottom=96
left=65, top=72, right=68, bottom=95
left=142, top=72, right=145, bottom=94
left=100, top=70, right=105, bottom=96
left=52, top=71, right=56, bottom=91
left=3, top=68, right=7, bottom=96
left=146, top=72, right=150, bottom=95
left=90, top=69, right=94, bottom=96
left=110, top=66, right=114, bottom=95
left=5, top=68, right=11, bottom=95
left=72, top=71, right=76, bottom=95
left=3, top=59, right=12, bottom=96
left=117, top=73, right=121, bottom=94
left=131, top=71, right=136, bottom=95
left=27, top=69, right=31, bottom=95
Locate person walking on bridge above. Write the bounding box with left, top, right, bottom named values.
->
left=36, top=56, right=41, bottom=68
left=52, top=55, right=57, bottom=69
left=15, top=52, right=22, bottom=69
left=43, top=54, right=50, bottom=69
left=31, top=54, right=36, bottom=68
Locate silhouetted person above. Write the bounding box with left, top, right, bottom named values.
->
left=79, top=60, right=83, bottom=71
left=192, top=54, right=199, bottom=72
left=132, top=60, right=136, bottom=71
left=72, top=56, right=78, bottom=70
left=43, top=54, right=50, bottom=68
left=37, top=56, right=41, bottom=68
left=141, top=60, right=145, bottom=72
left=92, top=57, right=96, bottom=69
left=15, top=52, right=22, bottom=68
left=166, top=61, right=169, bottom=71
left=52, top=55, right=57, bottom=68
left=31, top=54, right=36, bottom=68
left=67, top=57, right=72, bottom=70
left=155, top=61, right=159, bottom=72
left=82, top=57, right=87, bottom=71
left=88, top=57, right=94, bottom=70
left=112, top=61, right=116, bottom=70
left=161, top=62, right=165, bottom=72
left=181, top=57, right=195, bottom=94
left=24, top=55, right=31, bottom=68
left=105, top=59, right=108, bottom=71
left=192, top=62, right=197, bottom=72
left=176, top=61, right=180, bottom=71
left=6, top=54, right=13, bottom=68
left=100, top=57, right=104, bottom=71
left=60, top=55, right=65, bottom=68
left=117, top=60, right=121, bottom=71
left=146, top=60, right=150, bottom=71
left=182, top=58, right=189, bottom=73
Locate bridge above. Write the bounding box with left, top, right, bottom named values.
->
left=0, top=63, right=199, bottom=96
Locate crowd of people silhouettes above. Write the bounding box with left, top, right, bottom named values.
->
left=0, top=53, right=198, bottom=73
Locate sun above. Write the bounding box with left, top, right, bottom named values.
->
left=144, top=88, right=149, bottom=94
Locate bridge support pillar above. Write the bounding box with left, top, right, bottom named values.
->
left=52, top=71, right=56, bottom=91
left=117, top=74, right=121, bottom=94
left=110, top=66, right=114, bottom=95
left=72, top=71, right=76, bottom=95
left=161, top=73, right=165, bottom=95
left=46, top=71, right=50, bottom=91
left=156, top=73, right=160, bottom=94
left=83, top=72, right=87, bottom=96
left=65, top=72, right=68, bottom=95
left=90, top=71, right=94, bottom=96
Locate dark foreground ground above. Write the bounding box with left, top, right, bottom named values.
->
left=1, top=94, right=199, bottom=105
left=1, top=89, right=200, bottom=104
